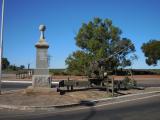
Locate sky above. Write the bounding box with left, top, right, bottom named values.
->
left=0, top=0, right=160, bottom=69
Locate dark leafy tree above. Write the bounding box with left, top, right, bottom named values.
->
left=20, top=65, right=25, bottom=69
left=65, top=50, right=93, bottom=75
left=141, top=40, right=160, bottom=66
left=9, top=65, right=17, bottom=71
left=66, top=17, right=136, bottom=75
left=2, top=58, right=10, bottom=70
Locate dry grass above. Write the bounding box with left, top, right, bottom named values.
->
left=1, top=86, right=160, bottom=106
left=0, top=88, right=110, bottom=106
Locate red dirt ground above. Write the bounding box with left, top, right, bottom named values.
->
left=2, top=74, right=160, bottom=81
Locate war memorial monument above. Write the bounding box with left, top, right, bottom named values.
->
left=32, top=25, right=51, bottom=88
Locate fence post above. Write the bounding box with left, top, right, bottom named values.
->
left=106, top=78, right=109, bottom=94
left=112, top=77, right=114, bottom=97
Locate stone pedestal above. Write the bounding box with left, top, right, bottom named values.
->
left=32, top=25, right=51, bottom=88
left=32, top=75, right=51, bottom=87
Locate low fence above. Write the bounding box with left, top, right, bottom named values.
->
left=16, top=70, right=33, bottom=79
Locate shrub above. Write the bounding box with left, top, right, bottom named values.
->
left=122, top=76, right=137, bottom=89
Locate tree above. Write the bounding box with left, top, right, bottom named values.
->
left=66, top=17, right=136, bottom=75
left=65, top=50, right=93, bottom=75
left=141, top=40, right=160, bottom=66
left=20, top=65, right=25, bottom=69
left=9, top=64, right=17, bottom=71
left=2, top=58, right=10, bottom=70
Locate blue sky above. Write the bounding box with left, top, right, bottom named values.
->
left=0, top=0, right=160, bottom=69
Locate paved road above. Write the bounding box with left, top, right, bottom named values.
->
left=137, top=80, right=160, bottom=87
left=1, top=82, right=31, bottom=91
left=0, top=93, right=160, bottom=120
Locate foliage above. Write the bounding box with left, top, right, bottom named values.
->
left=2, top=58, right=10, bottom=70
left=122, top=76, right=137, bottom=89
left=141, top=40, right=160, bottom=66
left=49, top=69, right=68, bottom=75
left=65, top=51, right=92, bottom=75
left=20, top=65, right=25, bottom=69
left=149, top=69, right=160, bottom=75
left=114, top=69, right=160, bottom=75
left=66, top=17, right=136, bottom=75
left=9, top=65, right=18, bottom=71
left=2, top=57, right=26, bottom=71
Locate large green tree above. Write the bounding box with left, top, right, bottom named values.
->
left=141, top=40, right=160, bottom=66
left=65, top=18, right=136, bottom=75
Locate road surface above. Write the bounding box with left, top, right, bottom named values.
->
left=0, top=93, right=160, bottom=120
left=1, top=82, right=31, bottom=91
left=137, top=79, right=160, bottom=87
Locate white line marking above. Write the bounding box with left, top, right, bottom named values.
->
left=2, top=81, right=32, bottom=83
left=2, top=81, right=59, bottom=84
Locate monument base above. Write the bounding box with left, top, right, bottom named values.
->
left=32, top=75, right=52, bottom=88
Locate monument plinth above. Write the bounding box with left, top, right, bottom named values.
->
left=32, top=25, right=51, bottom=88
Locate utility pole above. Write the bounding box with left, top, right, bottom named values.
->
left=0, top=0, right=5, bottom=95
